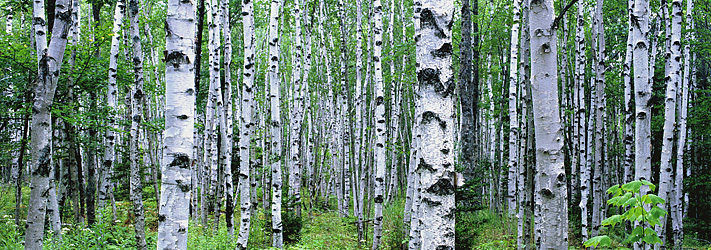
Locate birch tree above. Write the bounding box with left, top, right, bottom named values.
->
left=25, top=0, right=73, bottom=246
left=100, top=0, right=126, bottom=212
left=156, top=0, right=195, bottom=246
left=372, top=0, right=386, bottom=247
left=529, top=0, right=568, bottom=247
left=236, top=0, right=255, bottom=247
left=128, top=0, right=147, bottom=247
left=220, top=0, right=234, bottom=235
left=289, top=0, right=305, bottom=221
left=414, top=0, right=455, bottom=248
left=508, top=0, right=521, bottom=229
left=657, top=0, right=682, bottom=244
left=623, top=0, right=635, bottom=184
left=268, top=0, right=284, bottom=246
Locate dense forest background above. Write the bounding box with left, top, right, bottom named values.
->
left=0, top=0, right=710, bottom=248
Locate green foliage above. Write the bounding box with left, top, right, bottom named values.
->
left=282, top=195, right=304, bottom=244
left=187, top=222, right=237, bottom=250
left=381, top=200, right=407, bottom=250
left=456, top=210, right=515, bottom=250
left=0, top=214, right=23, bottom=250
left=584, top=180, right=666, bottom=249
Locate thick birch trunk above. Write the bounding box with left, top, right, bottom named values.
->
left=268, top=0, right=284, bottom=246
left=413, top=0, right=455, bottom=249
left=156, top=0, right=195, bottom=246
left=632, top=0, right=651, bottom=246
left=372, top=0, right=387, bottom=247
left=25, top=0, right=73, bottom=246
left=529, top=0, right=568, bottom=247
left=236, top=0, right=255, bottom=247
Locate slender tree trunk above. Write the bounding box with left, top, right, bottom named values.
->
left=460, top=0, right=478, bottom=183
left=15, top=96, right=29, bottom=229
left=25, top=0, right=73, bottom=246
left=268, top=0, right=284, bottom=246
left=529, top=0, right=568, bottom=247
left=592, top=0, right=606, bottom=236
left=100, top=0, right=125, bottom=214
left=623, top=0, right=635, bottom=184
left=128, top=0, right=147, bottom=247
left=508, top=0, right=522, bottom=239
left=86, top=94, right=98, bottom=226
left=220, top=0, right=234, bottom=235
left=236, top=0, right=255, bottom=247
left=672, top=0, right=692, bottom=246
left=289, top=0, right=304, bottom=222
left=156, top=0, right=195, bottom=246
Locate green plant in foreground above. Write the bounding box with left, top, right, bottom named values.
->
left=584, top=180, right=667, bottom=249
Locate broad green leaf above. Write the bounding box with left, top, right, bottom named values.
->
left=584, top=236, right=611, bottom=248
left=607, top=184, right=620, bottom=195
left=601, top=215, right=623, bottom=227
left=648, top=194, right=665, bottom=205
left=624, top=197, right=638, bottom=207
left=650, top=206, right=668, bottom=220
left=623, top=180, right=643, bottom=193
left=632, top=226, right=644, bottom=237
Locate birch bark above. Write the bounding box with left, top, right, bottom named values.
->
left=25, top=0, right=73, bottom=246
left=156, top=0, right=195, bottom=246
left=220, top=0, right=234, bottom=235
left=236, top=0, right=255, bottom=246
left=623, top=0, right=635, bottom=184
left=268, top=0, right=284, bottom=246
left=508, top=0, right=521, bottom=226
left=529, top=0, right=568, bottom=247
left=128, top=0, right=147, bottom=247
left=413, top=1, right=455, bottom=249
left=632, top=0, right=651, bottom=245
left=372, top=0, right=387, bottom=247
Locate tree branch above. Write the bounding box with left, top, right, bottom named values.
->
left=551, top=0, right=579, bottom=30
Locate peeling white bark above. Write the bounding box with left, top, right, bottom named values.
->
left=268, top=0, right=284, bottom=246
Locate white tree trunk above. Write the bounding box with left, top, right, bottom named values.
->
left=372, top=0, right=387, bottom=247
left=100, top=0, right=125, bottom=211
left=128, top=0, right=147, bottom=247
left=575, top=0, right=589, bottom=243
left=236, top=0, right=255, bottom=247
left=157, top=0, right=195, bottom=246
left=220, top=0, right=234, bottom=235
left=289, top=0, right=304, bottom=221
left=672, top=0, right=692, bottom=245
left=25, top=0, right=72, bottom=246
left=657, top=0, right=682, bottom=245
left=412, top=0, right=455, bottom=249
left=592, top=0, right=606, bottom=236
left=268, top=0, right=284, bottom=246
left=508, top=0, right=521, bottom=228
left=529, top=0, right=568, bottom=247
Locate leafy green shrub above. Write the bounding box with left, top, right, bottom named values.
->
left=187, top=222, right=237, bottom=250
left=0, top=215, right=23, bottom=250
left=584, top=180, right=667, bottom=249
left=282, top=195, right=304, bottom=244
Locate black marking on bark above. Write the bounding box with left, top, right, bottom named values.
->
left=103, top=160, right=113, bottom=168
left=242, top=11, right=249, bottom=16
left=374, top=195, right=384, bottom=204
left=436, top=245, right=453, bottom=250
left=376, top=40, right=382, bottom=46
left=177, top=114, right=189, bottom=120
left=376, top=96, right=384, bottom=106
left=178, top=182, right=191, bottom=192
left=158, top=214, right=166, bottom=222
left=35, top=145, right=51, bottom=177
left=168, top=153, right=191, bottom=169
left=273, top=228, right=282, bottom=233
left=422, top=197, right=442, bottom=206
left=133, top=115, right=142, bottom=122
left=33, top=17, right=46, bottom=26
left=420, top=8, right=446, bottom=38
left=179, top=227, right=186, bottom=233
left=271, top=56, right=278, bottom=61
left=417, top=158, right=435, bottom=172
left=186, top=88, right=195, bottom=95
left=540, top=188, right=554, bottom=199
left=426, top=178, right=454, bottom=195
left=418, top=68, right=446, bottom=92
left=431, top=43, right=453, bottom=58
left=440, top=148, right=449, bottom=155
left=422, top=111, right=441, bottom=125
left=245, top=62, right=254, bottom=70
left=165, top=51, right=190, bottom=70
left=133, top=89, right=144, bottom=100
left=557, top=173, right=566, bottom=183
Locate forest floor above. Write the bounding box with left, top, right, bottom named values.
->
left=2, top=186, right=711, bottom=249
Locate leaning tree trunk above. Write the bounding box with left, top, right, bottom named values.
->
left=236, top=0, right=255, bottom=247
left=371, top=0, right=386, bottom=247
left=128, top=0, right=147, bottom=247
left=156, top=0, right=195, bottom=246
left=529, top=0, right=568, bottom=247
left=413, top=0, right=456, bottom=249
left=268, top=0, right=284, bottom=246
left=25, top=0, right=73, bottom=247
left=657, top=0, right=682, bottom=245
